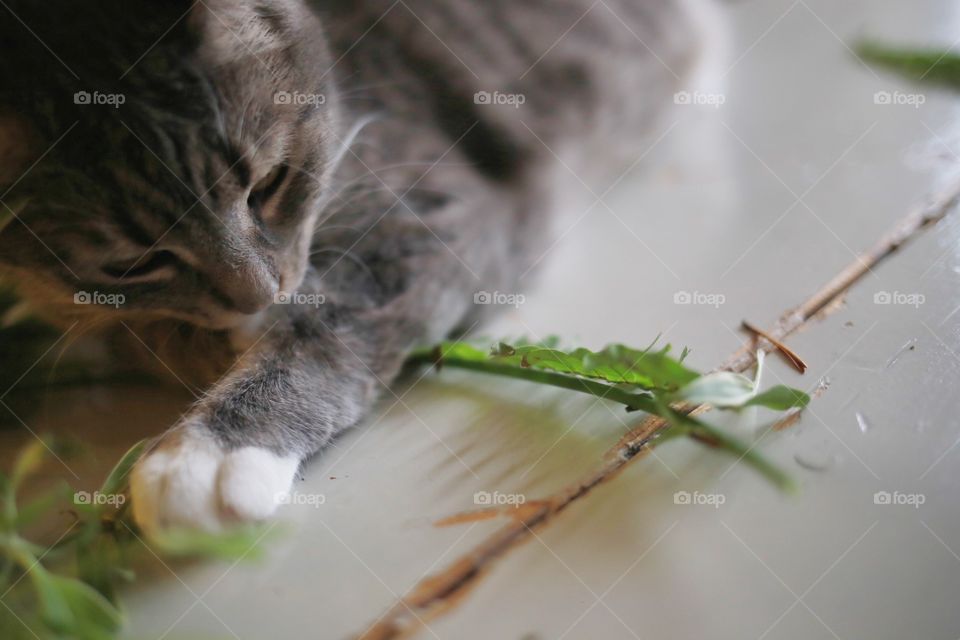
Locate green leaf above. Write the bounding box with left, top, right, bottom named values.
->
left=676, top=370, right=757, bottom=407
left=500, top=342, right=699, bottom=391
left=857, top=41, right=960, bottom=90
left=149, top=525, right=276, bottom=561
left=677, top=350, right=765, bottom=408
left=99, top=440, right=147, bottom=498
left=411, top=339, right=699, bottom=390
left=0, top=596, right=44, bottom=640
left=663, top=406, right=797, bottom=493
left=77, top=535, right=121, bottom=603
left=431, top=341, right=487, bottom=362
left=33, top=567, right=122, bottom=639
left=14, top=483, right=73, bottom=528
left=412, top=340, right=802, bottom=494
left=746, top=385, right=810, bottom=410
left=424, top=338, right=700, bottom=392
left=675, top=351, right=808, bottom=411
left=11, top=440, right=49, bottom=489
left=58, top=576, right=122, bottom=639
left=29, top=564, right=73, bottom=634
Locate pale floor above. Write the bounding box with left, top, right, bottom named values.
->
left=6, top=0, right=960, bottom=638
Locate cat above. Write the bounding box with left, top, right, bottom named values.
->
left=0, top=0, right=707, bottom=533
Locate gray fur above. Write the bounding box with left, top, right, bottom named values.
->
left=0, top=0, right=701, bottom=460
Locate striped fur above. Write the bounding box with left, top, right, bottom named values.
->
left=0, top=0, right=707, bottom=529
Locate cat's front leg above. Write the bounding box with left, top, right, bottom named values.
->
left=130, top=183, right=529, bottom=533
left=130, top=310, right=388, bottom=534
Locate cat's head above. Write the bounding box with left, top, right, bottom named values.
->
left=0, top=0, right=338, bottom=329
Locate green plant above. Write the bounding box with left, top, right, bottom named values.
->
left=409, top=339, right=809, bottom=491
left=858, top=41, right=960, bottom=90
left=0, top=440, right=272, bottom=640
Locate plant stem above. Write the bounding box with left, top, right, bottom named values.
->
left=664, top=407, right=796, bottom=493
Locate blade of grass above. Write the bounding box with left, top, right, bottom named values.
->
left=857, top=41, right=960, bottom=89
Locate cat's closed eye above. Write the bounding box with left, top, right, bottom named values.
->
left=247, top=163, right=290, bottom=216
left=100, top=249, right=180, bottom=283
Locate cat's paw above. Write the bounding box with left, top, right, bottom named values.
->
left=130, top=422, right=300, bottom=535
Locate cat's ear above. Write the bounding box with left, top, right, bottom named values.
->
left=187, top=0, right=310, bottom=65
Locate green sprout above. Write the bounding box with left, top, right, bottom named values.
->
left=409, top=340, right=808, bottom=492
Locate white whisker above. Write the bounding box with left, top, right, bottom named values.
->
left=326, top=113, right=381, bottom=181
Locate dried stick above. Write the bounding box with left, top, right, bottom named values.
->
left=357, top=179, right=960, bottom=640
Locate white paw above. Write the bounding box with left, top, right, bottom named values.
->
left=130, top=423, right=301, bottom=535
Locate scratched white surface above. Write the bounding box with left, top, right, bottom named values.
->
left=6, top=1, right=960, bottom=638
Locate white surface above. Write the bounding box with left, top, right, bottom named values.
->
left=7, top=1, right=960, bottom=638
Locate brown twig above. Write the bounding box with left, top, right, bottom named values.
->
left=741, top=320, right=808, bottom=373
left=356, top=178, right=960, bottom=639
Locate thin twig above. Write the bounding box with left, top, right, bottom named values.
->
left=356, top=177, right=960, bottom=640
left=742, top=319, right=808, bottom=373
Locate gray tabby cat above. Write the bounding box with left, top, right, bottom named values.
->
left=0, top=0, right=706, bottom=533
